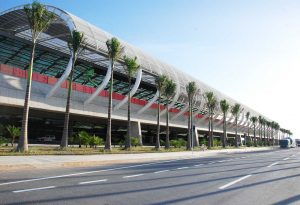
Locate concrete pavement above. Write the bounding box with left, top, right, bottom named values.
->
left=0, top=147, right=276, bottom=170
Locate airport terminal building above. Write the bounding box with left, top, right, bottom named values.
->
left=0, top=5, right=281, bottom=145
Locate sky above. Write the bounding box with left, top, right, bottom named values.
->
left=1, top=0, right=299, bottom=137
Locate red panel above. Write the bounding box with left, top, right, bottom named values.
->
left=32, top=73, right=39, bottom=81
left=37, top=73, right=48, bottom=83
left=91, top=87, right=96, bottom=93
left=47, top=77, right=58, bottom=85
left=0, top=64, right=13, bottom=75
left=61, top=80, right=68, bottom=88
left=84, top=86, right=92, bottom=94
left=75, top=83, right=84, bottom=92
left=151, top=103, right=158, bottom=109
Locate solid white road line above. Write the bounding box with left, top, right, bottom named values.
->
left=177, top=167, right=189, bottom=170
left=123, top=174, right=144, bottom=178
left=219, top=175, right=252, bottom=190
left=283, top=158, right=290, bottom=161
left=13, top=186, right=56, bottom=193
left=0, top=158, right=186, bottom=186
left=267, top=162, right=279, bottom=168
left=79, top=179, right=107, bottom=185
left=154, top=170, right=169, bottom=174
left=194, top=164, right=204, bottom=167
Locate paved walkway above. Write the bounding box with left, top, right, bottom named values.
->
left=0, top=147, right=276, bottom=171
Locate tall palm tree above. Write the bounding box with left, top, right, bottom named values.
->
left=220, top=99, right=230, bottom=148
left=204, top=91, right=217, bottom=148
left=266, top=121, right=271, bottom=146
left=123, top=56, right=140, bottom=150
left=61, top=30, right=85, bottom=149
left=258, top=116, right=263, bottom=145
left=155, top=74, right=167, bottom=150
left=18, top=1, right=56, bottom=152
left=262, top=118, right=266, bottom=145
left=231, top=103, right=242, bottom=147
left=164, top=78, right=177, bottom=149
left=271, top=121, right=275, bottom=146
left=105, top=37, right=123, bottom=151
left=245, top=112, right=250, bottom=145
left=186, top=81, right=197, bottom=150
left=274, top=122, right=280, bottom=145
left=250, top=116, right=258, bottom=146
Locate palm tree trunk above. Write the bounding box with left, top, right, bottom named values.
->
left=61, top=61, right=75, bottom=148
left=105, top=60, right=114, bottom=151
left=208, top=112, right=211, bottom=149
left=125, top=78, right=131, bottom=149
left=187, top=98, right=191, bottom=150
left=211, top=114, right=214, bottom=147
left=254, top=126, right=257, bottom=146
left=222, top=114, right=226, bottom=148
left=18, top=42, right=36, bottom=152
left=156, top=91, right=161, bottom=149
left=235, top=118, right=238, bottom=147
left=165, top=103, right=170, bottom=149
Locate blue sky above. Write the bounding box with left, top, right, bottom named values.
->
left=1, top=0, right=299, bottom=137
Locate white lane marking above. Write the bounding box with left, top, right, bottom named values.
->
left=194, top=164, right=204, bottom=167
left=241, top=157, right=247, bottom=159
left=123, top=174, right=144, bottom=178
left=79, top=179, right=107, bottom=185
left=177, top=167, right=189, bottom=170
left=154, top=170, right=169, bottom=174
left=13, top=186, right=56, bottom=193
left=267, top=162, right=279, bottom=168
left=208, top=162, right=215, bottom=164
left=291, top=155, right=296, bottom=157
left=283, top=158, right=290, bottom=161
left=219, top=175, right=252, bottom=190
left=0, top=158, right=186, bottom=186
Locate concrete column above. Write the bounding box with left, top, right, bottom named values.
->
left=193, top=127, right=199, bottom=147
left=129, top=121, right=142, bottom=145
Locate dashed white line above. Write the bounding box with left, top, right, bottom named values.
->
left=283, top=158, right=289, bottom=161
left=194, top=164, right=204, bottom=167
left=154, top=170, right=169, bottom=174
left=208, top=162, right=216, bottom=164
left=13, top=186, right=56, bottom=193
left=177, top=167, right=189, bottom=170
left=79, top=179, right=107, bottom=185
left=267, top=162, right=279, bottom=168
left=123, top=174, right=144, bottom=178
left=219, top=175, right=252, bottom=190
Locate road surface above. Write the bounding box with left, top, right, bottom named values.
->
left=0, top=148, right=299, bottom=205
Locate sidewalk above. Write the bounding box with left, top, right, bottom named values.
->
left=0, top=147, right=276, bottom=171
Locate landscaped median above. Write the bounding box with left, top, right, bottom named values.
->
left=0, top=146, right=277, bottom=171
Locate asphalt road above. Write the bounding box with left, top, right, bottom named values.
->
left=1, top=148, right=300, bottom=205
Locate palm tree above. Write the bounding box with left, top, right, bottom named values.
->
left=164, top=78, right=177, bottom=149
left=18, top=1, right=56, bottom=152
left=262, top=118, right=266, bottom=145
left=105, top=37, right=123, bottom=151
left=245, top=112, right=250, bottom=145
left=123, top=56, right=140, bottom=150
left=250, top=116, right=258, bottom=146
left=271, top=121, right=275, bottom=146
left=6, top=125, right=21, bottom=147
left=231, top=103, right=242, bottom=147
left=204, top=91, right=217, bottom=148
left=258, top=116, right=263, bottom=145
left=274, top=122, right=280, bottom=145
left=155, top=74, right=167, bottom=150
left=266, top=121, right=271, bottom=146
left=220, top=99, right=230, bottom=148
left=61, top=30, right=85, bottom=149
left=186, top=82, right=197, bottom=150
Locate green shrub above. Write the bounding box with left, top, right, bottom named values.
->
left=213, top=139, right=221, bottom=147
left=0, top=137, right=9, bottom=146
left=77, top=131, right=90, bottom=148
left=170, top=138, right=186, bottom=148
left=199, top=138, right=208, bottom=146
left=89, top=135, right=103, bottom=148
left=118, top=140, right=125, bottom=148
left=131, top=137, right=141, bottom=147
left=246, top=140, right=253, bottom=147
left=160, top=139, right=165, bottom=146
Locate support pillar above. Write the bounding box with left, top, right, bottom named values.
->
left=129, top=121, right=142, bottom=145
